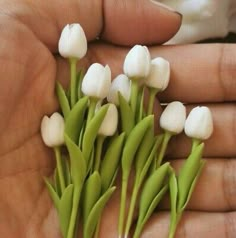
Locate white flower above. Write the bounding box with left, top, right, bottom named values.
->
left=184, top=106, right=213, bottom=140
left=98, top=104, right=118, bottom=136
left=107, top=74, right=131, bottom=105
left=58, top=23, right=87, bottom=59
left=123, top=45, right=151, bottom=79
left=41, top=112, right=65, bottom=147
left=160, top=101, right=186, bottom=134
left=81, top=63, right=111, bottom=99
left=145, top=57, right=170, bottom=91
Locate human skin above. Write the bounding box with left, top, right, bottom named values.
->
left=0, top=1, right=235, bottom=238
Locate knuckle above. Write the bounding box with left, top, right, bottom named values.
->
left=218, top=44, right=236, bottom=101
left=223, top=160, right=236, bottom=210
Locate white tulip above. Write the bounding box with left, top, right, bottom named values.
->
left=81, top=63, right=111, bottom=99
left=41, top=112, right=65, bottom=147
left=58, top=23, right=87, bottom=59
left=107, top=74, right=131, bottom=105
left=98, top=104, right=118, bottom=136
left=145, top=57, right=170, bottom=91
left=160, top=101, right=186, bottom=134
left=184, top=106, right=213, bottom=140
left=123, top=45, right=151, bottom=79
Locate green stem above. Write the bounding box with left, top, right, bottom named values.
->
left=94, top=136, right=105, bottom=171
left=124, top=176, right=140, bottom=237
left=168, top=212, right=182, bottom=238
left=54, top=147, right=66, bottom=192
left=147, top=88, right=159, bottom=115
left=67, top=186, right=82, bottom=238
left=118, top=176, right=128, bottom=237
left=87, top=98, right=98, bottom=125
left=69, top=58, right=78, bottom=107
left=156, top=131, right=172, bottom=169
left=191, top=138, right=201, bottom=153
left=94, top=215, right=101, bottom=238
left=130, top=80, right=139, bottom=118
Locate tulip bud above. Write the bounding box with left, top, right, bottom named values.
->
left=160, top=101, right=186, bottom=134
left=184, top=106, right=213, bottom=140
left=41, top=112, right=65, bottom=147
left=107, top=74, right=131, bottom=105
left=145, top=57, right=170, bottom=91
left=98, top=104, right=118, bottom=136
left=81, top=63, right=111, bottom=99
left=58, top=23, right=87, bottom=59
left=123, top=45, right=151, bottom=79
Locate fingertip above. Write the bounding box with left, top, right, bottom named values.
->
left=101, top=0, right=182, bottom=46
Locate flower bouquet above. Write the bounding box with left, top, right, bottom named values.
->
left=41, top=23, right=214, bottom=238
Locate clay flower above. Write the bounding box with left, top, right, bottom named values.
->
left=107, top=74, right=131, bottom=105
left=41, top=112, right=65, bottom=147
left=58, top=23, right=87, bottom=59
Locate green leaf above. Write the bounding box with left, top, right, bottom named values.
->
left=118, top=92, right=135, bottom=135
left=59, top=184, right=74, bottom=238
left=100, top=133, right=125, bottom=192
left=56, top=81, right=70, bottom=119
left=177, top=143, right=204, bottom=210
left=82, top=172, right=102, bottom=222
left=54, top=168, right=61, bottom=197
left=135, top=184, right=168, bottom=237
left=63, top=157, right=71, bottom=186
left=138, top=162, right=170, bottom=222
left=83, top=187, right=116, bottom=238
left=180, top=160, right=205, bottom=211
left=139, top=135, right=163, bottom=184
left=65, top=96, right=88, bottom=143
left=121, top=115, right=154, bottom=178
left=82, top=104, right=109, bottom=163
left=44, top=177, right=60, bottom=210
left=65, top=134, right=87, bottom=186
left=169, top=169, right=178, bottom=227
left=76, top=69, right=84, bottom=100
left=135, top=126, right=154, bottom=173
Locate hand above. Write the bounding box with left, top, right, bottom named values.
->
left=0, top=1, right=234, bottom=238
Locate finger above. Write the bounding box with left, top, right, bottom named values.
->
left=160, top=158, right=236, bottom=212
left=149, top=43, right=236, bottom=103
left=166, top=103, right=236, bottom=158
left=3, top=0, right=181, bottom=52
left=140, top=211, right=236, bottom=238
left=101, top=0, right=182, bottom=45
left=86, top=43, right=236, bottom=102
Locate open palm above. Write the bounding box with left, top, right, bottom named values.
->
left=0, top=1, right=235, bottom=238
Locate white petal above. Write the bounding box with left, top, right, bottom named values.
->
left=160, top=101, right=186, bottom=134
left=98, top=104, right=118, bottom=136
left=145, top=57, right=170, bottom=90
left=107, top=74, right=131, bottom=105
left=41, top=116, right=52, bottom=147
left=184, top=106, right=213, bottom=140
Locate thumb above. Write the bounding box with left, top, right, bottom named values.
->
left=101, top=0, right=182, bottom=46
left=6, top=0, right=181, bottom=50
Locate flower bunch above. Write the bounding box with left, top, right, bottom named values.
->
left=41, top=23, right=214, bottom=238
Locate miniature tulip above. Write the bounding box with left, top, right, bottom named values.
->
left=184, top=106, right=213, bottom=140
left=98, top=104, right=118, bottom=136
left=58, top=23, right=87, bottom=59
left=82, top=63, right=111, bottom=99
left=123, top=45, right=151, bottom=79
left=41, top=112, right=65, bottom=147
left=107, top=74, right=131, bottom=105
left=145, top=57, right=170, bottom=91
left=160, top=101, right=186, bottom=134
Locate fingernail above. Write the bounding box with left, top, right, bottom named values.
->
left=149, top=0, right=182, bottom=16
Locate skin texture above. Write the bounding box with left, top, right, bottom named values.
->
left=0, top=0, right=235, bottom=238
